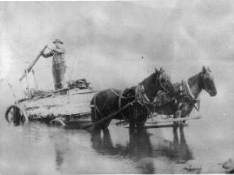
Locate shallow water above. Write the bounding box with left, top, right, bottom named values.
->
left=0, top=93, right=234, bottom=174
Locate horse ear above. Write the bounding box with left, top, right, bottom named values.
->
left=207, top=66, right=211, bottom=72
left=202, top=66, right=207, bottom=73
left=159, top=67, right=165, bottom=73
left=154, top=67, right=159, bottom=73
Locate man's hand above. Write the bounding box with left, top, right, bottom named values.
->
left=40, top=50, right=44, bottom=55
left=40, top=45, right=48, bottom=55
left=47, top=46, right=53, bottom=51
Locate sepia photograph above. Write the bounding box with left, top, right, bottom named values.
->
left=0, top=0, right=234, bottom=174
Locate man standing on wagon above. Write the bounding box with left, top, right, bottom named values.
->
left=41, top=39, right=66, bottom=90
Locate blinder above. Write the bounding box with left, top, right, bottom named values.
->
left=158, top=71, right=174, bottom=95
left=135, top=70, right=175, bottom=108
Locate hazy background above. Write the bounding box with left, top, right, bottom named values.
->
left=0, top=0, right=234, bottom=107
left=1, top=1, right=234, bottom=174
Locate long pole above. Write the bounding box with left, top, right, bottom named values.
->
left=19, top=45, right=47, bottom=82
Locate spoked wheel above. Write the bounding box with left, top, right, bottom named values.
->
left=5, top=105, right=28, bottom=126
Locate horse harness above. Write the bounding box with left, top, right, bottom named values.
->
left=135, top=84, right=153, bottom=107
left=92, top=79, right=200, bottom=122
left=135, top=78, right=175, bottom=108
left=178, top=80, right=200, bottom=111
left=135, top=79, right=200, bottom=112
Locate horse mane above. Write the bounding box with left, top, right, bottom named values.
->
left=187, top=72, right=203, bottom=90
left=140, top=71, right=159, bottom=101
left=140, top=71, right=158, bottom=85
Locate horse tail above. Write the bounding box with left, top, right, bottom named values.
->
left=90, top=94, right=95, bottom=118
left=91, top=94, right=101, bottom=122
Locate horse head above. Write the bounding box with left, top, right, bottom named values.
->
left=200, top=66, right=217, bottom=96
left=155, top=67, right=176, bottom=95
left=136, top=67, right=175, bottom=106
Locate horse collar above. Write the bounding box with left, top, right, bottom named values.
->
left=181, top=80, right=200, bottom=111
left=185, top=80, right=195, bottom=100
left=181, top=80, right=197, bottom=102
left=135, top=84, right=150, bottom=105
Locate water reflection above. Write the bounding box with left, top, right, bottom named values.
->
left=128, top=129, right=154, bottom=173
left=155, top=126, right=193, bottom=163
left=4, top=122, right=193, bottom=174
left=21, top=123, right=72, bottom=172
left=90, top=126, right=193, bottom=173
left=90, top=128, right=154, bottom=173
left=53, top=134, right=69, bottom=171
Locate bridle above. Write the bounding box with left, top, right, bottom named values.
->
left=158, top=74, right=172, bottom=94
left=200, top=72, right=215, bottom=96
left=135, top=71, right=172, bottom=107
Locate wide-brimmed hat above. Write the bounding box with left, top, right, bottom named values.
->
left=53, top=39, right=63, bottom=44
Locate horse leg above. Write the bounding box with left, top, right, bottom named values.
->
left=91, top=107, right=110, bottom=130
left=173, top=110, right=182, bottom=127
left=173, top=125, right=179, bottom=145
left=129, top=120, right=135, bottom=134
left=102, top=118, right=112, bottom=130
left=91, top=107, right=99, bottom=129
left=90, top=128, right=102, bottom=150
left=129, top=114, right=136, bottom=134
left=103, top=128, right=114, bottom=149
left=136, top=114, right=147, bottom=130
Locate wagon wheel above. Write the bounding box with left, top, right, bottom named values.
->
left=5, top=105, right=28, bottom=126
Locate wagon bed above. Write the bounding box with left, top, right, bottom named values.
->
left=5, top=84, right=97, bottom=126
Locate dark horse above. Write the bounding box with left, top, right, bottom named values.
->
left=90, top=68, right=176, bottom=130
left=155, top=66, right=217, bottom=119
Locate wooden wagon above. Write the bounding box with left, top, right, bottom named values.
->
left=5, top=79, right=97, bottom=127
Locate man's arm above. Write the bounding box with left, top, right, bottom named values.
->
left=52, top=47, right=65, bottom=54
left=41, top=49, right=54, bottom=58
